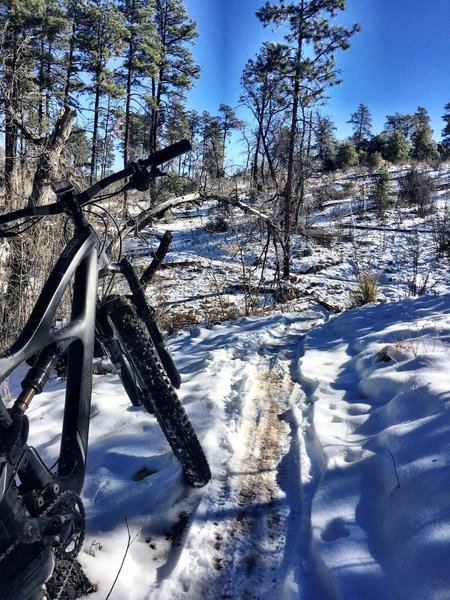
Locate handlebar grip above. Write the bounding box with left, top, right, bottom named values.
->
left=140, top=139, right=192, bottom=169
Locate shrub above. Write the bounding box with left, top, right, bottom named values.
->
left=398, top=169, right=435, bottom=217
left=372, top=168, right=391, bottom=218
left=350, top=271, right=379, bottom=306
left=313, top=182, right=344, bottom=207
left=204, top=215, right=228, bottom=233
left=433, top=204, right=450, bottom=257
left=364, top=151, right=384, bottom=172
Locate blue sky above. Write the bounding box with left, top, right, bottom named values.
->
left=184, top=0, right=450, bottom=143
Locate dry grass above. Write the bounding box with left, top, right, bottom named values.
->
left=350, top=270, right=379, bottom=306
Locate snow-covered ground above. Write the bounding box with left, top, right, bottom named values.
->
left=5, top=166, right=450, bottom=598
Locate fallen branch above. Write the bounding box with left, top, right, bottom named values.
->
left=200, top=191, right=280, bottom=237
left=116, top=192, right=201, bottom=245
left=140, top=230, right=173, bottom=289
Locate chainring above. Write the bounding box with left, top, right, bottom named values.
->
left=44, top=490, right=86, bottom=560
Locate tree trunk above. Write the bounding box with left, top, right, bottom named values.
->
left=122, top=38, right=133, bottom=217
left=29, top=107, right=77, bottom=207
left=283, top=69, right=300, bottom=277
left=64, top=22, right=77, bottom=104
left=90, top=83, right=101, bottom=183
left=1, top=107, right=77, bottom=343
left=101, top=97, right=112, bottom=179
left=4, top=119, right=18, bottom=210
left=124, top=39, right=133, bottom=170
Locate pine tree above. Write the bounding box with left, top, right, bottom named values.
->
left=147, top=0, right=199, bottom=153
left=384, top=131, right=410, bottom=163
left=62, top=0, right=86, bottom=106
left=372, top=168, right=391, bottom=218
left=314, top=114, right=337, bottom=170
left=0, top=0, right=45, bottom=207
left=241, top=43, right=288, bottom=184
left=36, top=0, right=68, bottom=131
left=385, top=112, right=414, bottom=139
left=117, top=0, right=158, bottom=168
left=441, top=102, right=450, bottom=152
left=256, top=0, right=358, bottom=277
left=348, top=103, right=372, bottom=149
left=335, top=139, right=358, bottom=169
left=410, top=106, right=439, bottom=162
left=218, top=104, right=241, bottom=149
left=73, top=0, right=126, bottom=181
left=201, top=111, right=223, bottom=179
left=178, top=109, right=201, bottom=177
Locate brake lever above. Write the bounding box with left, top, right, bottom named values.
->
left=126, top=163, right=167, bottom=192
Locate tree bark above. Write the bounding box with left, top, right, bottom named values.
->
left=28, top=106, right=77, bottom=207
left=1, top=107, right=77, bottom=343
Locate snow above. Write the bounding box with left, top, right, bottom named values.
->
left=300, top=296, right=450, bottom=599
left=4, top=167, right=450, bottom=598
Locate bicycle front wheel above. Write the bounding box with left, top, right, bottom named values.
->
left=106, top=296, right=211, bottom=488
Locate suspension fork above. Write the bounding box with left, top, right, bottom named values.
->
left=95, top=303, right=144, bottom=408
left=109, top=257, right=181, bottom=388
left=0, top=348, right=61, bottom=504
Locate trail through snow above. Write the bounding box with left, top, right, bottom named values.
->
left=153, top=312, right=320, bottom=599
left=13, top=290, right=450, bottom=600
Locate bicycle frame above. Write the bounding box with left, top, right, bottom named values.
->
left=0, top=222, right=101, bottom=497
left=0, top=139, right=204, bottom=598
left=0, top=138, right=193, bottom=516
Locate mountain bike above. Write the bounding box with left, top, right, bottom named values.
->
left=0, top=139, right=211, bottom=599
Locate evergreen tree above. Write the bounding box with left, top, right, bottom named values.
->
left=201, top=111, right=223, bottom=179
left=441, top=102, right=450, bottom=154
left=147, top=0, right=199, bottom=154
left=73, top=0, right=126, bottom=181
left=36, top=0, right=68, bottom=131
left=372, top=168, right=391, bottom=218
left=117, top=0, right=158, bottom=168
left=256, top=0, right=358, bottom=277
left=385, top=112, right=414, bottom=138
left=410, top=106, right=439, bottom=162
left=383, top=130, right=410, bottom=163
left=335, top=140, right=358, bottom=169
left=314, top=114, right=337, bottom=170
left=240, top=43, right=288, bottom=184
left=62, top=0, right=86, bottom=106
left=0, top=0, right=45, bottom=206
left=218, top=104, right=241, bottom=149
left=348, top=103, right=372, bottom=149
left=184, top=109, right=203, bottom=177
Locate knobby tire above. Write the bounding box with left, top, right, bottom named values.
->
left=107, top=297, right=211, bottom=488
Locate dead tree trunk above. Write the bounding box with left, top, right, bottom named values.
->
left=1, top=107, right=77, bottom=344
left=28, top=106, right=77, bottom=206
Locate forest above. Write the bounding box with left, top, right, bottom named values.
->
left=0, top=0, right=449, bottom=341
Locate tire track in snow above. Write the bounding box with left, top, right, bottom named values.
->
left=212, top=367, right=294, bottom=598
left=153, top=315, right=321, bottom=600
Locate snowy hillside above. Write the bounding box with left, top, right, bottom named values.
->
left=9, top=165, right=450, bottom=598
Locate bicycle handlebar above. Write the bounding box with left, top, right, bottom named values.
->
left=0, top=139, right=192, bottom=229
left=140, top=139, right=192, bottom=169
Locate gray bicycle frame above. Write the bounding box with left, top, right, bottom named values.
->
left=0, top=223, right=100, bottom=495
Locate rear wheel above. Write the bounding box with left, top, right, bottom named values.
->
left=105, top=296, right=211, bottom=488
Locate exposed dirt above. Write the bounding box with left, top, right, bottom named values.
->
left=46, top=558, right=95, bottom=600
